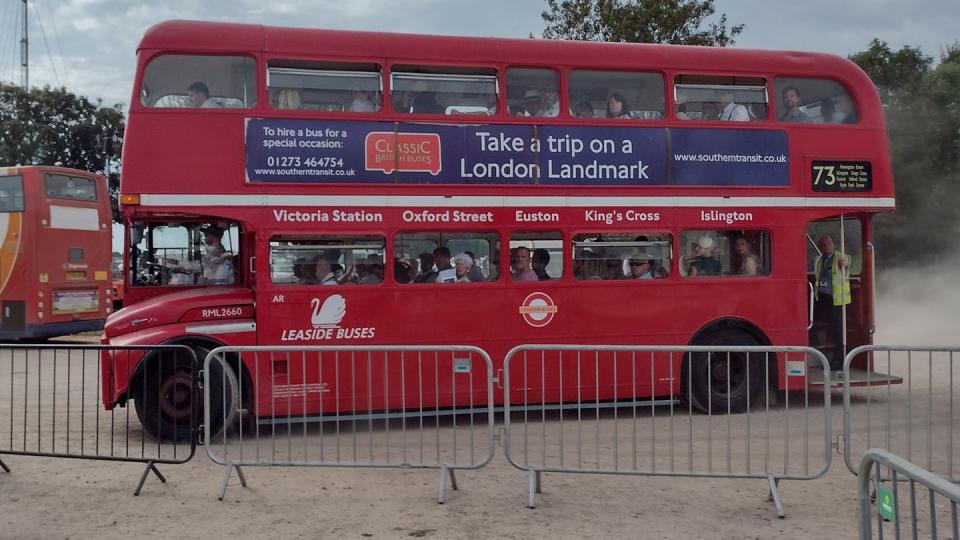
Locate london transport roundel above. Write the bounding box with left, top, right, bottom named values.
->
left=519, top=292, right=558, bottom=328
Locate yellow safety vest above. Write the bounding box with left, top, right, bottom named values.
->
left=813, top=252, right=852, bottom=306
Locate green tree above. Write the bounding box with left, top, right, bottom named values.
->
left=0, top=83, right=125, bottom=222
left=541, top=0, right=743, bottom=46
left=849, top=39, right=933, bottom=104
left=851, top=42, right=960, bottom=267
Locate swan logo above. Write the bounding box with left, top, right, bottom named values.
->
left=311, top=295, right=346, bottom=328
left=279, top=295, right=377, bottom=342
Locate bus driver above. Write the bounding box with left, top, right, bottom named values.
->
left=164, top=226, right=234, bottom=285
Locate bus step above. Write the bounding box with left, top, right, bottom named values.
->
left=807, top=367, right=903, bottom=388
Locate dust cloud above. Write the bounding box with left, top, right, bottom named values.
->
left=874, top=259, right=960, bottom=345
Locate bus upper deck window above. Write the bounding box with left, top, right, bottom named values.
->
left=568, top=70, right=665, bottom=120
left=267, top=61, right=382, bottom=112
left=140, top=54, right=256, bottom=108
left=390, top=67, right=498, bottom=116
left=506, top=68, right=559, bottom=117
left=0, top=176, right=25, bottom=212
left=674, top=75, right=767, bottom=121
left=774, top=77, right=859, bottom=124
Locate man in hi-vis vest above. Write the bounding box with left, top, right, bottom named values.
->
left=813, top=234, right=852, bottom=370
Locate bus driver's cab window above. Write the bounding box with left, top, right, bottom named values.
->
left=139, top=55, right=257, bottom=108
left=129, top=221, right=240, bottom=286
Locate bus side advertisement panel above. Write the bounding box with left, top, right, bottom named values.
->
left=244, top=119, right=789, bottom=187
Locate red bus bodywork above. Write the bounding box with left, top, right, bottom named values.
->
left=102, top=21, right=894, bottom=431
left=0, top=166, right=113, bottom=339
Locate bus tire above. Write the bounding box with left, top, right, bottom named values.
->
left=134, top=347, right=239, bottom=442
left=687, top=329, right=765, bottom=414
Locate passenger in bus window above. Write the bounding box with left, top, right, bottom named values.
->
left=464, top=251, right=485, bottom=282
left=574, top=101, right=595, bottom=118
left=452, top=253, right=474, bottom=283
left=687, top=235, right=722, bottom=277
left=606, top=93, right=631, bottom=119
left=532, top=248, right=552, bottom=280
left=298, top=256, right=320, bottom=284
left=574, top=250, right=603, bottom=280
left=836, top=94, right=857, bottom=124
left=315, top=254, right=340, bottom=286
left=521, top=90, right=543, bottom=116
left=628, top=255, right=654, bottom=280
left=186, top=81, right=221, bottom=108
left=433, top=246, right=456, bottom=282
left=717, top=90, right=749, bottom=121
left=359, top=254, right=384, bottom=284
left=780, top=86, right=808, bottom=122
left=415, top=252, right=438, bottom=283
left=412, top=91, right=442, bottom=114
left=482, top=91, right=498, bottom=116
left=511, top=246, right=538, bottom=281
left=734, top=236, right=762, bottom=276
left=395, top=258, right=414, bottom=284
left=542, top=86, right=560, bottom=117
left=348, top=86, right=376, bottom=112
left=819, top=98, right=838, bottom=123
left=602, top=258, right=626, bottom=280
left=675, top=94, right=692, bottom=120
left=277, top=88, right=302, bottom=110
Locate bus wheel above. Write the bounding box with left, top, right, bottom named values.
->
left=687, top=329, right=765, bottom=414
left=134, top=347, right=239, bottom=442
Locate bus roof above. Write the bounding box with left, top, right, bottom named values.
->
left=138, top=20, right=874, bottom=95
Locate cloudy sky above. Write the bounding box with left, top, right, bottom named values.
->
left=0, top=0, right=957, bottom=108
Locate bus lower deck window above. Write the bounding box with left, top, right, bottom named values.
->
left=270, top=235, right=386, bottom=286
left=394, top=232, right=500, bottom=284
left=573, top=233, right=672, bottom=280
left=510, top=232, right=563, bottom=281
left=680, top=230, right=771, bottom=277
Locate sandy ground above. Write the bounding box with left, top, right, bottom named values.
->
left=0, top=277, right=958, bottom=539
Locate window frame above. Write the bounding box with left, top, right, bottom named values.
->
left=268, top=234, right=387, bottom=287
left=43, top=173, right=99, bottom=202
left=266, top=63, right=384, bottom=113
left=567, top=68, right=667, bottom=121
left=388, top=68, right=500, bottom=116
left=138, top=52, right=259, bottom=109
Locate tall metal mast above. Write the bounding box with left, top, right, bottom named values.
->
left=20, top=0, right=29, bottom=89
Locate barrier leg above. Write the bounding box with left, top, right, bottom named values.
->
left=218, top=462, right=247, bottom=501
left=438, top=466, right=456, bottom=504
left=0, top=459, right=9, bottom=473
left=134, top=461, right=166, bottom=496
left=535, top=471, right=542, bottom=494
left=527, top=469, right=538, bottom=509
left=767, top=474, right=785, bottom=518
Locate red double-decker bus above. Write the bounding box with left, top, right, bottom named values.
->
left=0, top=166, right=113, bottom=339
left=102, top=21, right=894, bottom=439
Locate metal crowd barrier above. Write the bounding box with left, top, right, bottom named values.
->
left=0, top=344, right=199, bottom=495
left=843, top=346, right=959, bottom=481
left=203, top=345, right=495, bottom=502
left=502, top=345, right=832, bottom=516
left=858, top=449, right=960, bottom=539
